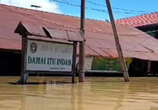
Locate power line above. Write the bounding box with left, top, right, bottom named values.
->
left=51, top=0, right=142, bottom=15
left=52, top=0, right=80, bottom=7
left=52, top=0, right=107, bottom=12
left=86, top=0, right=149, bottom=14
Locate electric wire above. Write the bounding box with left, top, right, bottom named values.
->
left=52, top=0, right=155, bottom=15
left=86, top=0, right=148, bottom=14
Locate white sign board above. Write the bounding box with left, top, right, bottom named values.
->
left=26, top=39, right=73, bottom=72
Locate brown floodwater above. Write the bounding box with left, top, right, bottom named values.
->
left=0, top=76, right=158, bottom=110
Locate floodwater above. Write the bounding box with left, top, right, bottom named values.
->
left=0, top=77, right=158, bottom=110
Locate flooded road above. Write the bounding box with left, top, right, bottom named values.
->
left=0, top=77, right=158, bottom=110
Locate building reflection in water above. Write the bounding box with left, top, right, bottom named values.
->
left=0, top=77, right=158, bottom=110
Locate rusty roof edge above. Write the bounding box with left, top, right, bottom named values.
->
left=136, top=23, right=158, bottom=28
left=14, top=22, right=31, bottom=36
left=15, top=22, right=84, bottom=42
left=44, top=27, right=84, bottom=42
left=15, top=22, right=51, bottom=38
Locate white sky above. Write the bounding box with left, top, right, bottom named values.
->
left=0, top=0, right=61, bottom=13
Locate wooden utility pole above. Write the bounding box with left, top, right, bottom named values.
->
left=105, top=0, right=129, bottom=82
left=72, top=42, right=77, bottom=83
left=79, top=0, right=86, bottom=82
left=18, top=35, right=29, bottom=84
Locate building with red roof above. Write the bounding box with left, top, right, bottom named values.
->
left=1, top=4, right=158, bottom=76
left=116, top=12, right=158, bottom=39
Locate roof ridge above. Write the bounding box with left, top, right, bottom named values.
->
left=117, top=12, right=158, bottom=21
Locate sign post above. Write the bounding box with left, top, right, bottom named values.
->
left=18, top=36, right=76, bottom=84
left=17, top=35, right=28, bottom=84
left=72, top=42, right=77, bottom=83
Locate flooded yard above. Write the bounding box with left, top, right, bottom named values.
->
left=0, top=77, right=158, bottom=110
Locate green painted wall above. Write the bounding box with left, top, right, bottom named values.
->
left=91, top=57, right=132, bottom=71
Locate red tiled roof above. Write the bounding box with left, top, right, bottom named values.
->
left=1, top=4, right=158, bottom=61
left=116, top=12, right=158, bottom=27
